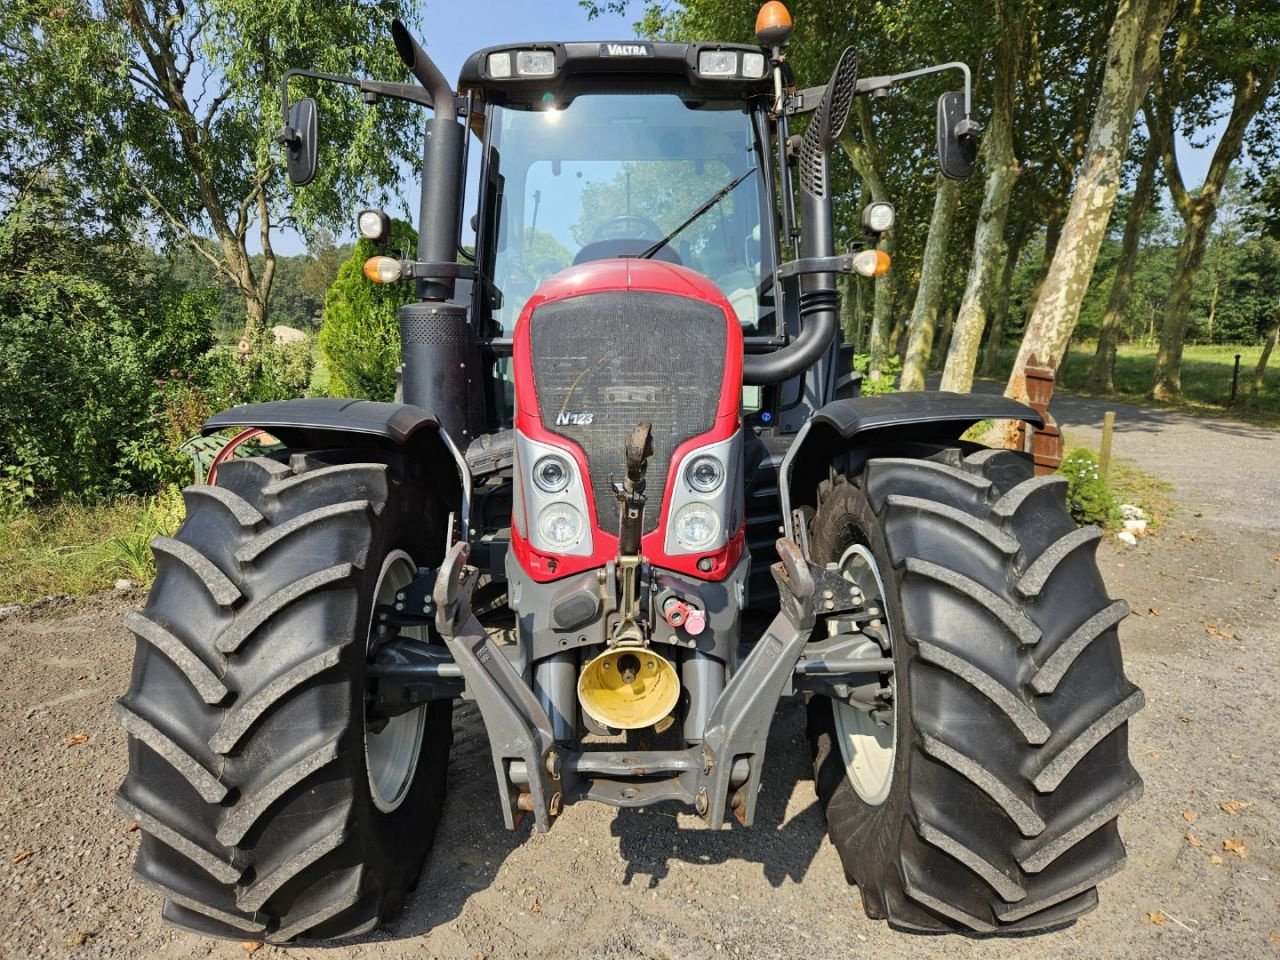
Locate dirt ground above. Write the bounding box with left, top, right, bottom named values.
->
left=2, top=393, right=1278, bottom=960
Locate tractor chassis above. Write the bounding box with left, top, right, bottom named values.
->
left=365, top=538, right=893, bottom=832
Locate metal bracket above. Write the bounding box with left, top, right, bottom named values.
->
left=697, top=538, right=815, bottom=827
left=434, top=542, right=560, bottom=831
left=398, top=260, right=477, bottom=281
left=775, top=252, right=861, bottom=280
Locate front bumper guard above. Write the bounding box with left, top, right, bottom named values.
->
left=432, top=538, right=818, bottom=831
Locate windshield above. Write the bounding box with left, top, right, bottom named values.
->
left=481, top=94, right=774, bottom=335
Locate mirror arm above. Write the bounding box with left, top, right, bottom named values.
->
left=788, top=62, right=977, bottom=131
left=853, top=61, right=979, bottom=132
left=278, top=69, right=439, bottom=138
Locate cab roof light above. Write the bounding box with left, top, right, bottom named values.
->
left=487, top=52, right=512, bottom=78
left=741, top=51, right=767, bottom=79
left=697, top=49, right=738, bottom=77
left=516, top=50, right=556, bottom=77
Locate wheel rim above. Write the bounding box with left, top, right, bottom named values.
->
left=831, top=543, right=897, bottom=806
left=364, top=550, right=428, bottom=813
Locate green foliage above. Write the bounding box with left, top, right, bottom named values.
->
left=319, top=222, right=418, bottom=401
left=853, top=353, right=902, bottom=395
left=1057, top=448, right=1119, bottom=528
left=2, top=0, right=420, bottom=338
left=0, top=180, right=171, bottom=499
left=100, top=485, right=187, bottom=584
left=0, top=488, right=185, bottom=603
left=199, top=339, right=314, bottom=411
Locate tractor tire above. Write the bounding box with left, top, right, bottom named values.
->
left=806, top=447, right=1144, bottom=933
left=114, top=452, right=453, bottom=942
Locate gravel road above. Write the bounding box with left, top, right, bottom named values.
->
left=2, top=392, right=1277, bottom=960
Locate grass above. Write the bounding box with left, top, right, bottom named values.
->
left=989, top=342, right=1280, bottom=426
left=307, top=336, right=330, bottom=396
left=0, top=489, right=184, bottom=604
left=1108, top=459, right=1175, bottom=531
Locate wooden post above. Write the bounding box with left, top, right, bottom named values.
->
left=1099, top=411, right=1115, bottom=477
left=1015, top=353, right=1065, bottom=476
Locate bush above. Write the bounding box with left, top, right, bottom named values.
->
left=199, top=336, right=314, bottom=412
left=319, top=220, right=418, bottom=401
left=1057, top=448, right=1120, bottom=527
left=853, top=353, right=902, bottom=396
left=0, top=183, right=222, bottom=500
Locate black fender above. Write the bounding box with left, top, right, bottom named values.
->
left=203, top=398, right=469, bottom=524
left=778, top=392, right=1043, bottom=542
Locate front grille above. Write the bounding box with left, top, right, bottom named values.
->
left=529, top=291, right=726, bottom=535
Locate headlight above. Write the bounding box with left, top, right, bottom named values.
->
left=685, top=455, right=724, bottom=493
left=538, top=503, right=584, bottom=548
left=533, top=454, right=571, bottom=493
left=487, top=52, right=512, bottom=78
left=674, top=503, right=721, bottom=550
left=862, top=201, right=896, bottom=233
left=356, top=208, right=389, bottom=242
left=698, top=50, right=738, bottom=76
left=516, top=50, right=556, bottom=77
left=741, top=51, right=767, bottom=79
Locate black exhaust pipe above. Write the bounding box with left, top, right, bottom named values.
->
left=390, top=20, right=479, bottom=443
left=743, top=48, right=859, bottom=386
left=391, top=19, right=456, bottom=121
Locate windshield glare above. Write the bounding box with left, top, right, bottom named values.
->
left=484, top=94, right=773, bottom=334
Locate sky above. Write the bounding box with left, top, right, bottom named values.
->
left=269, top=0, right=1223, bottom=257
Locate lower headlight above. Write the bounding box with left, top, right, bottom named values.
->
left=538, top=502, right=584, bottom=549
left=673, top=502, right=721, bottom=551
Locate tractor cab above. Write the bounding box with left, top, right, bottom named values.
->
left=457, top=40, right=778, bottom=337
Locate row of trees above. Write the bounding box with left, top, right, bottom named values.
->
left=591, top=0, right=1280, bottom=404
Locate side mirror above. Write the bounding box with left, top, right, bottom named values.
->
left=936, top=91, right=979, bottom=180
left=281, top=98, right=319, bottom=187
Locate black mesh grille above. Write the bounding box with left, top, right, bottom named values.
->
left=529, top=291, right=726, bottom=535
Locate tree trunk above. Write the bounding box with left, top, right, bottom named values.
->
left=980, top=213, right=1031, bottom=377
left=940, top=0, right=1026, bottom=393
left=1150, top=65, right=1277, bottom=401
left=1252, top=313, right=1280, bottom=396
left=1087, top=126, right=1161, bottom=392
left=935, top=305, right=956, bottom=365
left=840, top=109, right=894, bottom=381
left=1004, top=0, right=1175, bottom=418
left=901, top=176, right=960, bottom=391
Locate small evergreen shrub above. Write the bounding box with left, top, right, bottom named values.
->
left=1057, top=448, right=1119, bottom=527
left=319, top=221, right=419, bottom=401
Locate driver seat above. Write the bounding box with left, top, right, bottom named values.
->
left=572, top=238, right=682, bottom=266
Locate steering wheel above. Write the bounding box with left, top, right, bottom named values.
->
left=591, top=214, right=665, bottom=242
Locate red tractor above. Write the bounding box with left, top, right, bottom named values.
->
left=115, top=3, right=1143, bottom=942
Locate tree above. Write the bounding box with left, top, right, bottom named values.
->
left=3, top=0, right=420, bottom=343
left=1003, top=0, right=1176, bottom=413
left=1086, top=116, right=1163, bottom=391
left=939, top=0, right=1028, bottom=393
left=900, top=176, right=959, bottom=390
left=1148, top=2, right=1280, bottom=400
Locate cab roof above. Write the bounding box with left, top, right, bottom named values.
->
left=457, top=40, right=772, bottom=107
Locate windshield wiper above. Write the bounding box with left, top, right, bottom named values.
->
left=636, top=166, right=758, bottom=260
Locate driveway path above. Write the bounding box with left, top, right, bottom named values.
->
left=1, top=392, right=1277, bottom=960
